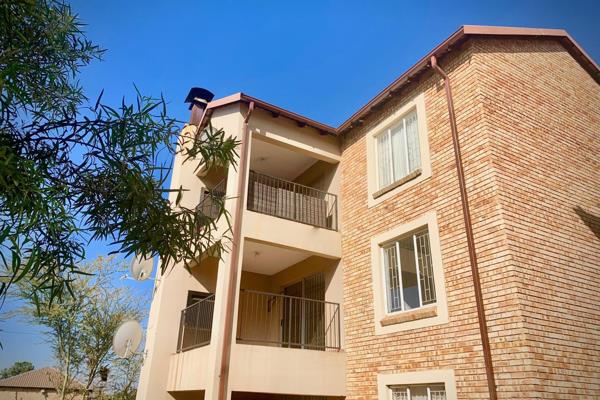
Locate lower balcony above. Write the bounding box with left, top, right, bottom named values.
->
left=170, top=242, right=346, bottom=397
left=236, top=289, right=341, bottom=351
left=177, top=294, right=215, bottom=352
left=175, top=290, right=341, bottom=353
left=228, top=342, right=346, bottom=397
left=228, top=249, right=346, bottom=397
left=171, top=290, right=345, bottom=397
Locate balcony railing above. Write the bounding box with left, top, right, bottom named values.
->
left=236, top=289, right=341, bottom=351
left=177, top=294, right=215, bottom=352
left=247, top=171, right=338, bottom=230
left=197, top=179, right=226, bottom=220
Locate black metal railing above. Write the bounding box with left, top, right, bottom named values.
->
left=247, top=171, right=338, bottom=230
left=236, top=289, right=341, bottom=351
left=177, top=294, right=215, bottom=352
left=197, top=179, right=226, bottom=220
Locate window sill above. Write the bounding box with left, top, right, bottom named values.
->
left=380, top=306, right=437, bottom=327
left=373, top=169, right=422, bottom=199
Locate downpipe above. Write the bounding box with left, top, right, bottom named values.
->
left=217, top=101, right=255, bottom=400
left=430, top=55, right=498, bottom=400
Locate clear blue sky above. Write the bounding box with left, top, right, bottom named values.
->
left=1, top=0, right=599, bottom=370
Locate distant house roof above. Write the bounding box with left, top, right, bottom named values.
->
left=201, top=25, right=600, bottom=136
left=0, top=367, right=86, bottom=391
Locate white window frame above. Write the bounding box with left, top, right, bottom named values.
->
left=370, top=212, right=448, bottom=335
left=390, top=383, right=447, bottom=400
left=374, top=109, right=420, bottom=190
left=377, top=370, right=457, bottom=400
left=366, top=92, right=431, bottom=208
left=381, top=227, right=436, bottom=314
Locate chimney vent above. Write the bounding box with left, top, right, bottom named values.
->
left=185, top=87, right=215, bottom=125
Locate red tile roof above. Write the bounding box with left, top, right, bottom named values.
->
left=0, top=367, right=86, bottom=390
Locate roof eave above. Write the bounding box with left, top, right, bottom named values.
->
left=336, top=26, right=466, bottom=134
left=202, top=26, right=600, bottom=137
left=337, top=25, right=600, bottom=134
left=206, top=92, right=337, bottom=135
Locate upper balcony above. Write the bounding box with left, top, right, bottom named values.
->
left=243, top=137, right=342, bottom=258
left=247, top=171, right=338, bottom=231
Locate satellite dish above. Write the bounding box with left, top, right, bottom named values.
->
left=130, top=254, right=154, bottom=281
left=112, top=320, right=143, bottom=358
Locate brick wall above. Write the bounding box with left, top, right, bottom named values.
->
left=474, top=38, right=600, bottom=398
left=340, top=37, right=600, bottom=399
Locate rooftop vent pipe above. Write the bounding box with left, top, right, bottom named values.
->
left=184, top=87, right=215, bottom=126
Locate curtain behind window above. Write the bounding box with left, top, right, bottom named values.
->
left=405, top=111, right=420, bottom=172
left=391, top=122, right=408, bottom=181
left=377, top=132, right=392, bottom=188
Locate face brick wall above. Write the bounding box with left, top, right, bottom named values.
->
left=474, top=38, right=600, bottom=398
left=340, top=37, right=600, bottom=399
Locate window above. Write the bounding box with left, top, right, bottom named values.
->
left=371, top=212, right=447, bottom=334
left=376, top=110, right=421, bottom=190
left=382, top=228, right=436, bottom=313
left=366, top=93, right=430, bottom=207
left=390, top=384, right=447, bottom=400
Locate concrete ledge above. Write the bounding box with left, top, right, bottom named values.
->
left=380, top=306, right=437, bottom=327
left=167, top=345, right=213, bottom=392
left=243, top=210, right=342, bottom=259
left=372, top=169, right=422, bottom=199
left=229, top=344, right=346, bottom=397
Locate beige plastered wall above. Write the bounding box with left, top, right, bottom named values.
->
left=149, top=102, right=345, bottom=400
left=249, top=108, right=340, bottom=164
left=137, top=104, right=245, bottom=400
left=226, top=110, right=345, bottom=399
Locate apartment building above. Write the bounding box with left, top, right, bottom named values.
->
left=136, top=26, right=600, bottom=400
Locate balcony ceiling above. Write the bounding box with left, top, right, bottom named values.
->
left=250, top=139, right=317, bottom=181
left=243, top=240, right=310, bottom=275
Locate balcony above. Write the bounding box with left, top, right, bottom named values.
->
left=229, top=276, right=345, bottom=396
left=176, top=294, right=215, bottom=352
left=175, top=290, right=341, bottom=353
left=247, top=171, right=338, bottom=231
left=196, top=179, right=226, bottom=221
left=237, top=289, right=341, bottom=351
